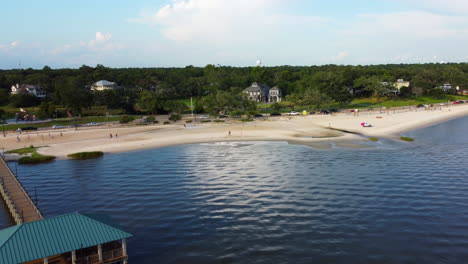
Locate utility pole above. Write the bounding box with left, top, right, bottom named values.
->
left=190, top=97, right=194, bottom=118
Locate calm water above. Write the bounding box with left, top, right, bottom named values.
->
left=2, top=116, right=468, bottom=263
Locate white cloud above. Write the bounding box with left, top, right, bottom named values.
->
left=129, top=0, right=326, bottom=44
left=50, top=32, right=125, bottom=56
left=344, top=11, right=468, bottom=38
left=329, top=51, right=349, bottom=63
left=405, top=0, right=468, bottom=14
left=0, top=41, right=20, bottom=52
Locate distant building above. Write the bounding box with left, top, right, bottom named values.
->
left=438, top=83, right=452, bottom=92
left=10, top=84, right=46, bottom=98
left=243, top=82, right=282, bottom=103
left=91, top=80, right=117, bottom=91
left=395, top=79, right=410, bottom=90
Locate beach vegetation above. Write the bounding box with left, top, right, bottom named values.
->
left=119, top=115, right=134, bottom=124
left=400, top=136, right=414, bottom=141
left=67, top=151, right=104, bottom=160
left=369, top=137, right=379, bottom=141
left=18, top=153, right=56, bottom=164
left=169, top=113, right=182, bottom=122
left=7, top=145, right=55, bottom=164
left=163, top=121, right=170, bottom=125
left=201, top=119, right=211, bottom=123
left=185, top=120, right=192, bottom=123
left=6, top=145, right=40, bottom=154
left=144, top=116, right=156, bottom=123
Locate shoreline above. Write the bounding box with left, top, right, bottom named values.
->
left=1, top=104, right=467, bottom=159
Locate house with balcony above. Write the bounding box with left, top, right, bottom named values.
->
left=0, top=213, right=132, bottom=264
left=243, top=82, right=283, bottom=103
left=11, top=84, right=46, bottom=98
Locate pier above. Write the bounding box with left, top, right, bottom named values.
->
left=0, top=155, right=43, bottom=224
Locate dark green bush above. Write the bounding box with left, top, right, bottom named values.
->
left=169, top=113, right=182, bottom=122
left=400, top=136, right=414, bottom=142
left=67, top=151, right=104, bottom=160
left=19, top=154, right=56, bottom=164
left=163, top=121, right=170, bottom=125
left=119, top=115, right=135, bottom=124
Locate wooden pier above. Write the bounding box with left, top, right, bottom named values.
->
left=0, top=156, right=43, bottom=224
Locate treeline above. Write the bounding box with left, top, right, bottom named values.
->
left=0, top=63, right=467, bottom=117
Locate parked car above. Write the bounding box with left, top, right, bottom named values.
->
left=254, top=114, right=264, bottom=118
left=52, top=125, right=65, bottom=129
left=416, top=104, right=425, bottom=108
left=270, top=112, right=281, bottom=116
left=287, top=111, right=299, bottom=116
left=22, top=126, right=38, bottom=131
left=458, top=100, right=465, bottom=104
left=199, top=116, right=209, bottom=119
left=219, top=115, right=228, bottom=118
left=320, top=110, right=330, bottom=114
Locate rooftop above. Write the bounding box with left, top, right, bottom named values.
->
left=0, top=213, right=132, bottom=264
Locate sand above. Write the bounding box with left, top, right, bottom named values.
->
left=1, top=104, right=467, bottom=158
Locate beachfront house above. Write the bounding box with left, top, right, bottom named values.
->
left=438, top=83, right=452, bottom=92
left=243, top=82, right=283, bottom=103
left=91, top=80, right=118, bottom=91
left=10, top=84, right=46, bottom=98
left=269, top=86, right=282, bottom=102
left=394, top=79, right=410, bottom=90
left=0, top=213, right=132, bottom=264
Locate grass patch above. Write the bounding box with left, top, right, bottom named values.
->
left=400, top=136, right=414, bottom=142
left=5, top=145, right=39, bottom=154
left=68, top=151, right=104, bottom=160
left=18, top=153, right=55, bottom=164
left=7, top=145, right=55, bottom=164
left=369, top=137, right=379, bottom=141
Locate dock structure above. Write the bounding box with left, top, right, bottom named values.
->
left=0, top=156, right=43, bottom=224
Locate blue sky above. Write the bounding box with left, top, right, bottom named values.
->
left=1, top=0, right=468, bottom=69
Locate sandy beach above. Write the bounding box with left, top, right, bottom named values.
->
left=1, top=104, right=467, bottom=158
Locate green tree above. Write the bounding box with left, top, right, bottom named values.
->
left=137, top=91, right=160, bottom=114
left=54, top=76, right=92, bottom=114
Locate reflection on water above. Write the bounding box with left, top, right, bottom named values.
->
left=1, top=116, right=468, bottom=264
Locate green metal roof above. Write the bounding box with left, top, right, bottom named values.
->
left=0, top=212, right=132, bottom=264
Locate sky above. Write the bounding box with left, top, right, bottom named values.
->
left=1, top=0, right=468, bottom=69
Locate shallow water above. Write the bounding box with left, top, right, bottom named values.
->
left=2, top=116, right=468, bottom=263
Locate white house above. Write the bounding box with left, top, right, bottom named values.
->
left=91, top=80, right=117, bottom=91
left=10, top=84, right=46, bottom=98
left=438, top=83, right=452, bottom=92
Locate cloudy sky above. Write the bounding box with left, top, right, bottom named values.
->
left=1, top=0, right=468, bottom=68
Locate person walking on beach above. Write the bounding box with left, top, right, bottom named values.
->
left=228, top=131, right=231, bottom=136
left=110, top=133, right=113, bottom=139
left=115, top=133, right=118, bottom=138
left=16, top=136, right=20, bottom=143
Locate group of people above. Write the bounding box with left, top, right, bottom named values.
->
left=109, top=133, right=118, bottom=138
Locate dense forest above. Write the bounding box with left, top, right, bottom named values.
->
left=0, top=63, right=467, bottom=118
